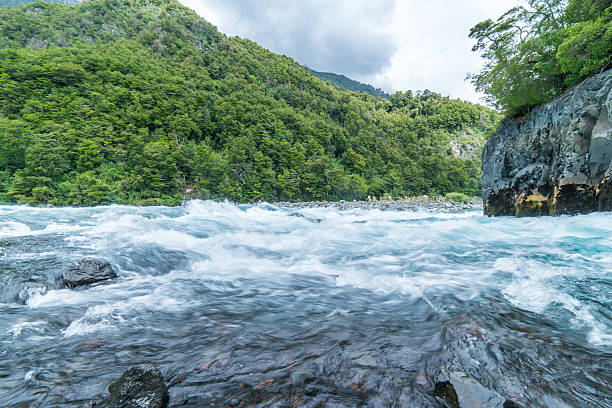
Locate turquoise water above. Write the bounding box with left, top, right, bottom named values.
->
left=0, top=201, right=610, bottom=407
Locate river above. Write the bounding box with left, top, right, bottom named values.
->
left=0, top=201, right=610, bottom=407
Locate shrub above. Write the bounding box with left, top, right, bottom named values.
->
left=444, top=192, right=471, bottom=203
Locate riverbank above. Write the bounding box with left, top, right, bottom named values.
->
left=272, top=199, right=483, bottom=212
left=0, top=198, right=484, bottom=211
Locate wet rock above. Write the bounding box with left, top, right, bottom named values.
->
left=288, top=212, right=323, bottom=223
left=482, top=69, right=612, bottom=216
left=503, top=400, right=524, bottom=408
left=425, top=316, right=517, bottom=408
left=434, top=381, right=460, bottom=408
left=108, top=365, right=168, bottom=408
left=446, top=371, right=505, bottom=408
left=61, top=260, right=117, bottom=288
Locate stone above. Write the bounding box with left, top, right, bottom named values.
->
left=447, top=371, right=505, bottom=408
left=108, top=365, right=169, bottom=408
left=482, top=69, right=612, bottom=216
left=61, top=260, right=117, bottom=288
left=434, top=381, right=460, bottom=408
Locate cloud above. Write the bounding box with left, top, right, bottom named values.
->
left=367, top=0, right=520, bottom=103
left=181, top=0, right=397, bottom=77
left=180, top=0, right=519, bottom=103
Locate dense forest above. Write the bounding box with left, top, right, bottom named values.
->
left=470, top=0, right=612, bottom=116
left=310, top=69, right=391, bottom=99
left=0, top=0, right=500, bottom=206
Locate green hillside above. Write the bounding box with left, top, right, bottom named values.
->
left=0, top=0, right=500, bottom=206
left=310, top=69, right=390, bottom=99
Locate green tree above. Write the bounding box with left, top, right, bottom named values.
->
left=469, top=0, right=612, bottom=115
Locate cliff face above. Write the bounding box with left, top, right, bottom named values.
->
left=482, top=69, right=612, bottom=216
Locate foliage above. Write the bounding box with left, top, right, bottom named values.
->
left=0, top=0, right=501, bottom=206
left=310, top=69, right=390, bottom=99
left=469, top=0, right=612, bottom=116
left=444, top=192, right=472, bottom=204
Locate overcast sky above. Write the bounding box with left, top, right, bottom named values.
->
left=180, top=0, right=519, bottom=104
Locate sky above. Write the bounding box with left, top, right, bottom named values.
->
left=180, top=0, right=520, bottom=104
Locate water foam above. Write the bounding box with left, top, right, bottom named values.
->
left=2, top=202, right=611, bottom=348
left=0, top=222, right=32, bottom=238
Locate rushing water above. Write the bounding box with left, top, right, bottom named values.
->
left=0, top=201, right=610, bottom=407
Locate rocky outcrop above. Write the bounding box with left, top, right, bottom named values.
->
left=108, top=365, right=169, bottom=408
left=482, top=69, right=612, bottom=216
left=61, top=260, right=117, bottom=288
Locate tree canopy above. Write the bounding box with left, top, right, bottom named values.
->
left=0, top=0, right=500, bottom=206
left=469, top=0, right=612, bottom=116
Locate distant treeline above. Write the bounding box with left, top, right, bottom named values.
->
left=309, top=69, right=391, bottom=99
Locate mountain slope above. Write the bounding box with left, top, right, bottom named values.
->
left=310, top=69, right=390, bottom=99
left=0, top=0, right=500, bottom=205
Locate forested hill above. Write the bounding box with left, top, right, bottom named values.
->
left=0, top=0, right=500, bottom=206
left=309, top=69, right=390, bottom=99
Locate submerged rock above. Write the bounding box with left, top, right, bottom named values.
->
left=482, top=69, right=612, bottom=216
left=288, top=211, right=323, bottom=223
left=108, top=365, right=168, bottom=408
left=61, top=260, right=117, bottom=288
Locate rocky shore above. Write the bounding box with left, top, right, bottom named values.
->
left=273, top=200, right=482, bottom=212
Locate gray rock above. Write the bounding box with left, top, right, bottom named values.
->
left=482, top=69, right=612, bottom=216
left=61, top=260, right=117, bottom=288
left=434, top=375, right=523, bottom=408
left=108, top=365, right=168, bottom=408
left=446, top=371, right=505, bottom=408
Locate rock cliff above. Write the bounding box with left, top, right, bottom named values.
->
left=482, top=69, right=612, bottom=216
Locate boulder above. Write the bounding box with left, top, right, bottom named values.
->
left=61, top=260, right=117, bottom=288
left=108, top=365, right=169, bottom=408
left=434, top=381, right=460, bottom=408
left=482, top=69, right=612, bottom=216
left=434, top=375, right=522, bottom=408
left=445, top=371, right=505, bottom=408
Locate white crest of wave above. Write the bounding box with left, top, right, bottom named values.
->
left=0, top=222, right=32, bottom=238
left=7, top=320, right=48, bottom=337
left=498, top=257, right=612, bottom=346
left=62, top=289, right=190, bottom=337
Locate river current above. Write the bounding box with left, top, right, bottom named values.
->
left=0, top=201, right=610, bottom=407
